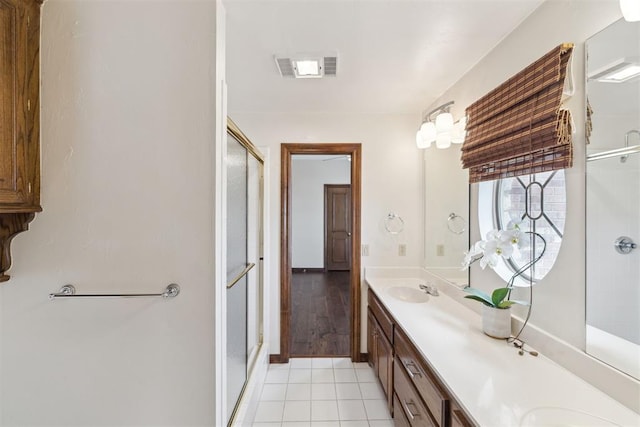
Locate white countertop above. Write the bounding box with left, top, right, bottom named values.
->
left=365, top=273, right=640, bottom=426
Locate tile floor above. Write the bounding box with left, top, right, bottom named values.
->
left=252, top=358, right=393, bottom=427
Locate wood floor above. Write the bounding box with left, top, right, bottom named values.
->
left=290, top=270, right=350, bottom=357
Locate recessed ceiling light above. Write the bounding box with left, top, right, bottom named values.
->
left=274, top=54, right=338, bottom=79
left=294, top=60, right=321, bottom=77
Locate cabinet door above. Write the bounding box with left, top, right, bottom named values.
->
left=378, top=328, right=393, bottom=411
left=367, top=309, right=378, bottom=372
left=0, top=0, right=40, bottom=211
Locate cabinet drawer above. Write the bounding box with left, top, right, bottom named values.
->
left=394, top=357, right=437, bottom=427
left=395, top=328, right=448, bottom=427
left=451, top=401, right=475, bottom=427
left=393, top=392, right=412, bottom=427
left=368, top=289, right=394, bottom=343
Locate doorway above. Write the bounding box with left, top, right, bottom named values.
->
left=278, top=143, right=362, bottom=363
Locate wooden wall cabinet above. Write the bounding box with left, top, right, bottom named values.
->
left=0, top=0, right=43, bottom=282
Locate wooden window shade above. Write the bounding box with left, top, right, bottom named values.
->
left=461, top=43, right=575, bottom=183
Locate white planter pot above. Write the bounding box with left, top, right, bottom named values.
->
left=482, top=305, right=512, bottom=339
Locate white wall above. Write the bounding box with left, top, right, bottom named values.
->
left=291, top=157, right=350, bottom=269
left=228, top=112, right=424, bottom=354
left=0, top=1, right=224, bottom=425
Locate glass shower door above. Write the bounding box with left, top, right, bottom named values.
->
left=226, top=132, right=248, bottom=424
left=226, top=123, right=264, bottom=425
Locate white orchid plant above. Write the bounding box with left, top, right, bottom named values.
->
left=462, top=221, right=546, bottom=309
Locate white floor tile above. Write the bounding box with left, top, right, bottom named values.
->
left=332, top=358, right=352, bottom=369
left=310, top=422, right=340, bottom=427
left=311, top=383, right=337, bottom=400
left=290, top=358, right=313, bottom=369
left=335, top=383, right=361, bottom=400
left=286, top=383, right=312, bottom=401
left=333, top=368, right=357, bottom=383
left=252, top=423, right=281, bottom=427
left=337, top=400, right=367, bottom=421
left=352, top=362, right=370, bottom=370
left=265, top=369, right=290, bottom=384
left=339, top=420, right=370, bottom=427
left=363, top=399, right=391, bottom=420
left=312, top=358, right=334, bottom=369
left=269, top=363, right=291, bottom=371
left=355, top=368, right=377, bottom=383
left=289, top=368, right=313, bottom=383
left=254, top=401, right=285, bottom=423
left=311, top=400, right=339, bottom=421
left=358, top=382, right=385, bottom=400
left=261, top=383, right=288, bottom=401
left=283, top=401, right=311, bottom=422
left=368, top=420, right=394, bottom=427
left=311, top=368, right=334, bottom=383
left=282, top=422, right=311, bottom=427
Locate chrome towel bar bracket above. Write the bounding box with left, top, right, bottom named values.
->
left=49, top=283, right=180, bottom=300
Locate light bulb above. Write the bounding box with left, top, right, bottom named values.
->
left=451, top=120, right=466, bottom=144
left=416, top=130, right=430, bottom=149
left=620, top=0, right=640, bottom=21
left=436, top=132, right=451, bottom=149
left=420, top=122, right=437, bottom=145
left=435, top=112, right=454, bottom=132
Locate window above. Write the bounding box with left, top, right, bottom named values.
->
left=479, top=171, right=566, bottom=285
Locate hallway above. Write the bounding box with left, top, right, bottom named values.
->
left=291, top=271, right=350, bottom=357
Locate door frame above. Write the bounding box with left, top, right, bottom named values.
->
left=278, top=143, right=362, bottom=363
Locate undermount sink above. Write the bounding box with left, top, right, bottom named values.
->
left=386, top=286, right=429, bottom=303
left=520, top=407, right=621, bottom=426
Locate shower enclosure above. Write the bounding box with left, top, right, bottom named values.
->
left=585, top=17, right=640, bottom=380
left=226, top=119, right=264, bottom=424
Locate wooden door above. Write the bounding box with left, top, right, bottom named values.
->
left=325, top=184, right=351, bottom=271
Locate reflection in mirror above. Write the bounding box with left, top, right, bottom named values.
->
left=424, top=145, right=469, bottom=287
left=586, top=18, right=640, bottom=380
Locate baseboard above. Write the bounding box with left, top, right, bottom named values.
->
left=292, top=268, right=325, bottom=273
left=359, top=353, right=369, bottom=363
left=269, top=354, right=288, bottom=364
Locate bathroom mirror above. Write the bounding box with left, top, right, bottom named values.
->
left=585, top=17, right=640, bottom=380
left=423, top=145, right=469, bottom=287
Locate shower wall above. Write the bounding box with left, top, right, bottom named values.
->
left=586, top=153, right=640, bottom=345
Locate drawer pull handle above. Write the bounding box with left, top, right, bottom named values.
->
left=404, top=361, right=422, bottom=378
left=402, top=399, right=420, bottom=420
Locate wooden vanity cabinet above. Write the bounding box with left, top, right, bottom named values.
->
left=367, top=287, right=477, bottom=427
left=394, top=327, right=449, bottom=426
left=367, top=289, right=394, bottom=411
left=0, top=0, right=43, bottom=281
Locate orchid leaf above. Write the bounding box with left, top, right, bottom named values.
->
left=491, top=287, right=510, bottom=306
left=463, top=287, right=494, bottom=307
left=497, top=299, right=530, bottom=309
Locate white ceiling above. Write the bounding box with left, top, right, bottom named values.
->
left=224, top=0, right=544, bottom=116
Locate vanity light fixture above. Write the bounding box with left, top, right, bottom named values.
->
left=588, top=57, right=640, bottom=83
left=416, top=101, right=466, bottom=149
left=620, top=0, right=640, bottom=21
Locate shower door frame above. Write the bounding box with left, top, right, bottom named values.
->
left=277, top=143, right=363, bottom=363
left=226, top=118, right=265, bottom=425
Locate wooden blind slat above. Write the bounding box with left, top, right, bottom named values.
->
left=461, top=43, right=574, bottom=183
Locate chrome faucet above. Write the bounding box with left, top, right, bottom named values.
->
left=419, top=283, right=439, bottom=296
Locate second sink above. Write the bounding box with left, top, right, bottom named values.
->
left=386, top=286, right=429, bottom=303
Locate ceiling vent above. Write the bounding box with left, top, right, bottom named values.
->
left=274, top=54, right=338, bottom=79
